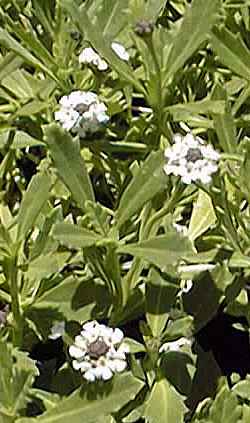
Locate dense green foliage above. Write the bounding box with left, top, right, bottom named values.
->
left=1, top=0, right=250, bottom=422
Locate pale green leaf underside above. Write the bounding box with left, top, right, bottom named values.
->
left=188, top=189, right=216, bottom=241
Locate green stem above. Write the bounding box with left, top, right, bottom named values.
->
left=122, top=181, right=185, bottom=303
left=232, top=84, right=250, bottom=116
left=220, top=153, right=244, bottom=163
left=143, top=180, right=185, bottom=238
left=6, top=256, right=23, bottom=347
left=145, top=36, right=165, bottom=147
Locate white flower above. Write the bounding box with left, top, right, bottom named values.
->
left=69, top=321, right=129, bottom=382
left=159, top=337, right=192, bottom=353
left=79, top=47, right=108, bottom=71
left=54, top=90, right=109, bottom=138
left=164, top=133, right=220, bottom=184
left=49, top=321, right=65, bottom=340
left=111, top=42, right=129, bottom=61
left=79, top=42, right=129, bottom=71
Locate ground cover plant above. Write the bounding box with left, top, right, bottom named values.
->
left=1, top=0, right=250, bottom=421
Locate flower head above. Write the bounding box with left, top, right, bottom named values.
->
left=69, top=321, right=129, bottom=382
left=79, top=42, right=129, bottom=71
left=54, top=90, right=109, bottom=138
left=134, top=19, right=154, bottom=36
left=164, top=133, right=220, bottom=184
left=79, top=47, right=108, bottom=71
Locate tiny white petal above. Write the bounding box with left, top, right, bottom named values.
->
left=72, top=360, right=82, bottom=370
left=69, top=345, right=85, bottom=359
left=159, top=337, right=191, bottom=353
left=100, top=366, right=113, bottom=380
left=109, top=359, right=127, bottom=372
left=111, top=328, right=124, bottom=344
left=111, top=42, right=129, bottom=61
left=79, top=47, right=108, bottom=71
left=84, top=369, right=96, bottom=382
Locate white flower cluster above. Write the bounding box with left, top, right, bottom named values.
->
left=54, top=91, right=109, bottom=138
left=164, top=133, right=220, bottom=184
left=69, top=321, right=129, bottom=382
left=79, top=42, right=129, bottom=71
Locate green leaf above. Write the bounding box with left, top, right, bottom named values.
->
left=209, top=385, right=241, bottom=423
left=0, top=52, right=23, bottom=82
left=145, top=0, right=167, bottom=21
left=239, top=138, right=250, bottom=201
left=165, top=0, right=220, bottom=81
left=17, top=172, right=52, bottom=242
left=164, top=316, right=194, bottom=339
left=61, top=0, right=145, bottom=95
left=44, top=124, right=94, bottom=210
left=31, top=276, right=111, bottom=322
left=52, top=223, right=102, bottom=249
left=188, top=189, right=216, bottom=241
left=160, top=348, right=196, bottom=398
left=211, top=26, right=250, bottom=81
left=0, top=29, right=53, bottom=78
left=0, top=130, right=45, bottom=149
left=143, top=379, right=187, bottom=423
left=0, top=341, right=38, bottom=419
left=146, top=269, right=178, bottom=337
left=232, top=379, right=250, bottom=400
left=212, top=84, right=237, bottom=153
left=116, top=151, right=166, bottom=229
left=12, top=132, right=45, bottom=148
left=118, top=233, right=193, bottom=270
left=166, top=99, right=225, bottom=116
left=123, top=338, right=146, bottom=354
left=96, top=0, right=129, bottom=39
left=242, top=405, right=250, bottom=423
left=23, top=252, right=71, bottom=298
left=17, top=373, right=144, bottom=423
left=229, top=252, right=250, bottom=268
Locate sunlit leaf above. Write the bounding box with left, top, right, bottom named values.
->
left=188, top=189, right=216, bottom=241
left=17, top=172, right=52, bottom=242
left=52, top=223, right=102, bottom=249
left=44, top=124, right=94, bottom=210
left=211, top=26, right=250, bottom=81
left=118, top=233, right=193, bottom=270
left=116, top=150, right=166, bottom=229
left=146, top=269, right=178, bottom=337
left=165, top=0, right=220, bottom=81
left=143, top=379, right=187, bottom=423
left=17, top=373, right=144, bottom=423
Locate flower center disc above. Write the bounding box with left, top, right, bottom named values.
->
left=186, top=148, right=203, bottom=162
left=88, top=338, right=109, bottom=359
left=74, top=103, right=90, bottom=114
